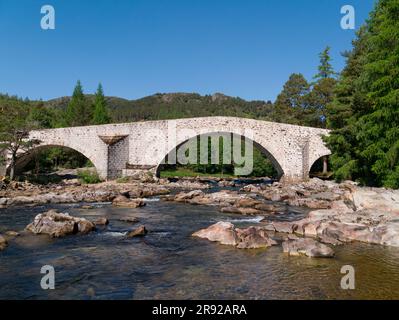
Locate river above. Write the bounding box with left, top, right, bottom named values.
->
left=1, top=194, right=399, bottom=300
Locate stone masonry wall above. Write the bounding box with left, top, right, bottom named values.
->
left=4, top=117, right=331, bottom=181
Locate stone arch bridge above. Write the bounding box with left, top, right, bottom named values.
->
left=1, top=117, right=330, bottom=183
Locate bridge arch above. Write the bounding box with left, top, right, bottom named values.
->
left=6, top=143, right=103, bottom=178
left=154, top=131, right=285, bottom=179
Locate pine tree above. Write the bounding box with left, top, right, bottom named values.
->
left=308, top=46, right=337, bottom=127
left=314, top=46, right=336, bottom=80
left=326, top=0, right=399, bottom=188
left=92, top=83, right=111, bottom=125
left=65, top=81, right=92, bottom=127
left=273, top=73, right=311, bottom=125
left=325, top=26, right=370, bottom=182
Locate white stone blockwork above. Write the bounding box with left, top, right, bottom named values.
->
left=3, top=117, right=330, bottom=182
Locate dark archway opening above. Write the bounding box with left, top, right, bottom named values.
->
left=11, top=146, right=96, bottom=184
left=309, top=155, right=332, bottom=179
left=157, top=133, right=282, bottom=180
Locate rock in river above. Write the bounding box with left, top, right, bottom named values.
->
left=93, top=217, right=109, bottom=226
left=119, top=216, right=139, bottom=224
left=192, top=222, right=277, bottom=249
left=0, top=235, right=8, bottom=251
left=282, top=238, right=334, bottom=258
left=26, top=210, right=96, bottom=238
left=112, top=195, right=146, bottom=208
left=235, top=226, right=277, bottom=249
left=127, top=225, right=148, bottom=238
left=192, top=222, right=238, bottom=246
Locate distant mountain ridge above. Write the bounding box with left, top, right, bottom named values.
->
left=43, top=92, right=275, bottom=123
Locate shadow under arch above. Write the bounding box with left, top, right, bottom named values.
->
left=155, top=131, right=284, bottom=179
left=308, top=153, right=331, bottom=178
left=6, top=144, right=98, bottom=177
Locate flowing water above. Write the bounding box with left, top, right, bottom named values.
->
left=1, top=195, right=399, bottom=300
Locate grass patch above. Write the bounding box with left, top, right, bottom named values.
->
left=116, top=176, right=131, bottom=183
left=77, top=169, right=102, bottom=184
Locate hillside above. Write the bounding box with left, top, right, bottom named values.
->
left=44, top=92, right=275, bottom=123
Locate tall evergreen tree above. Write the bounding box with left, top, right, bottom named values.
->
left=325, top=26, right=370, bottom=182
left=64, top=81, right=92, bottom=127
left=308, top=46, right=337, bottom=127
left=326, top=0, right=399, bottom=188
left=92, top=83, right=111, bottom=125
left=314, top=46, right=336, bottom=80
left=273, top=73, right=311, bottom=125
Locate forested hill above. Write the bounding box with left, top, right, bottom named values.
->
left=44, top=92, right=275, bottom=123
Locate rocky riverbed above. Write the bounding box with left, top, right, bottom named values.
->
left=162, top=178, right=399, bottom=252
left=1, top=176, right=399, bottom=256
left=2, top=178, right=399, bottom=299
left=0, top=178, right=209, bottom=208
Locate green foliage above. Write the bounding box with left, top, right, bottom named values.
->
left=92, top=83, right=111, bottom=125
left=64, top=80, right=93, bottom=127
left=77, top=169, right=102, bottom=184
left=273, top=73, right=311, bottom=126
left=160, top=135, right=278, bottom=178
left=314, top=46, right=336, bottom=80
left=0, top=95, right=40, bottom=180
left=326, top=0, right=399, bottom=188
left=116, top=176, right=131, bottom=183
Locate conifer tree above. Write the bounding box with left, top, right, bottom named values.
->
left=326, top=0, right=399, bottom=188
left=92, top=83, right=111, bottom=125
left=273, top=73, right=311, bottom=125
left=65, top=81, right=92, bottom=126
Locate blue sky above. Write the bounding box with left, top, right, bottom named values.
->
left=0, top=0, right=375, bottom=102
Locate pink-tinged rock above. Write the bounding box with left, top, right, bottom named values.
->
left=272, top=221, right=295, bottom=234
left=352, top=188, right=399, bottom=214
left=303, top=222, right=319, bottom=238
left=373, top=223, right=399, bottom=247
left=192, top=222, right=239, bottom=246
left=26, top=210, right=95, bottom=238
left=282, top=238, right=334, bottom=258
left=235, top=227, right=277, bottom=249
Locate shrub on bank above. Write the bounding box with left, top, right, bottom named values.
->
left=77, top=170, right=102, bottom=184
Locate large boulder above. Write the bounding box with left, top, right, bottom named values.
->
left=193, top=222, right=277, bottom=249
left=352, top=188, right=399, bottom=214
left=192, top=222, right=239, bottom=246
left=282, top=238, right=334, bottom=258
left=373, top=223, right=399, bottom=247
left=26, top=210, right=95, bottom=238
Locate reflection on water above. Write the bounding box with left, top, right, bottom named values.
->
left=1, top=199, right=399, bottom=300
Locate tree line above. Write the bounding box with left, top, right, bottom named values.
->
left=1, top=0, right=398, bottom=187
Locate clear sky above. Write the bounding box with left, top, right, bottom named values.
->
left=0, top=0, right=375, bottom=102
